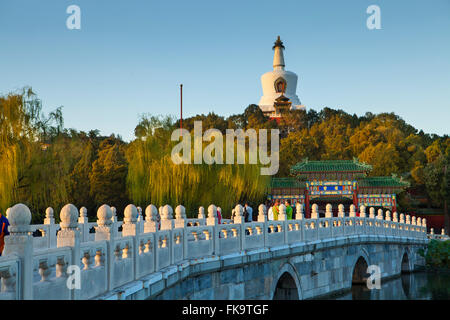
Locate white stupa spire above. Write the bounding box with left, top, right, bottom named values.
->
left=273, top=36, right=285, bottom=70
left=258, top=36, right=306, bottom=117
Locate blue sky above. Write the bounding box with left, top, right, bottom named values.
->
left=1, top=0, right=449, bottom=141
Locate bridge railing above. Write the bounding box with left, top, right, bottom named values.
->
left=0, top=202, right=432, bottom=300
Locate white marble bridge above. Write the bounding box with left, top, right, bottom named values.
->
left=0, top=202, right=441, bottom=300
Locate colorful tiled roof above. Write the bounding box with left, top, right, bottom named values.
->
left=358, top=176, right=410, bottom=188
left=290, top=158, right=372, bottom=174
left=271, top=177, right=305, bottom=188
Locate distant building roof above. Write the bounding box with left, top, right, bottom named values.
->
left=358, top=176, right=410, bottom=188
left=271, top=177, right=305, bottom=188
left=290, top=158, right=372, bottom=174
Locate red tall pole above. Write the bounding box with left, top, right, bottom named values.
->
left=180, top=84, right=183, bottom=130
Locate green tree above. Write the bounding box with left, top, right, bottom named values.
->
left=89, top=138, right=129, bottom=215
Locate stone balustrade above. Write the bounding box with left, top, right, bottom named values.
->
left=0, top=202, right=435, bottom=300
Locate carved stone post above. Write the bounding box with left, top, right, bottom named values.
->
left=393, top=212, right=398, bottom=223
left=360, top=205, right=366, bottom=218
left=376, top=209, right=384, bottom=220
left=123, top=204, right=139, bottom=237
left=95, top=204, right=114, bottom=291
left=233, top=204, right=245, bottom=251
left=144, top=205, right=158, bottom=233
left=258, top=204, right=267, bottom=222
left=233, top=204, right=245, bottom=224
left=3, top=203, right=33, bottom=299
left=43, top=207, right=57, bottom=248
left=385, top=210, right=391, bottom=221
left=137, top=206, right=144, bottom=233
left=406, top=215, right=411, bottom=225
left=311, top=204, right=319, bottom=219
left=111, top=207, right=118, bottom=223
left=400, top=213, right=405, bottom=224
left=338, top=204, right=345, bottom=218
left=206, top=204, right=219, bottom=255
left=57, top=204, right=81, bottom=299
left=295, top=203, right=304, bottom=220
left=198, top=206, right=206, bottom=220
left=325, top=204, right=332, bottom=218
left=78, top=207, right=89, bottom=242
left=369, top=207, right=375, bottom=219
left=278, top=204, right=287, bottom=221
left=160, top=205, right=174, bottom=231
left=206, top=205, right=217, bottom=226
left=349, top=205, right=356, bottom=218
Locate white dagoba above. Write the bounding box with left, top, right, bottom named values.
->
left=258, top=36, right=305, bottom=117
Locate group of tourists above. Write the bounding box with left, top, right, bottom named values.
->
left=265, top=199, right=296, bottom=221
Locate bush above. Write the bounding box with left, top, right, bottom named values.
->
left=418, top=239, right=450, bottom=269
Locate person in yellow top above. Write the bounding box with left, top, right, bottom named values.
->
left=272, top=199, right=280, bottom=221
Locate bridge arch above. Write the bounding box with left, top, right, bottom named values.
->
left=271, top=263, right=302, bottom=300
left=400, top=249, right=412, bottom=273
left=351, top=247, right=370, bottom=285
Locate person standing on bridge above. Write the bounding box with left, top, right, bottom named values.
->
left=0, top=211, right=10, bottom=256
left=285, top=200, right=293, bottom=220
left=217, top=207, right=222, bottom=224
left=272, top=199, right=280, bottom=221
left=244, top=202, right=253, bottom=222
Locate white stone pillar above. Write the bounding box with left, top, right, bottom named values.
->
left=325, top=204, right=332, bottom=218
left=94, top=204, right=114, bottom=291
left=406, top=215, right=411, bottom=224
left=400, top=213, right=405, bottom=224
left=376, top=209, right=384, bottom=220
left=393, top=212, right=398, bottom=223
left=160, top=205, right=174, bottom=231
left=174, top=205, right=186, bottom=229
left=198, top=206, right=206, bottom=220
left=233, top=204, right=245, bottom=251
left=57, top=204, right=81, bottom=299
left=78, top=207, right=89, bottom=242
left=144, top=205, right=158, bottom=233
left=3, top=203, right=33, bottom=300
left=295, top=202, right=304, bottom=220
left=311, top=204, right=319, bottom=219
left=233, top=204, right=245, bottom=224
left=360, top=205, right=366, bottom=218
left=369, top=207, right=375, bottom=219
left=122, top=204, right=139, bottom=237
left=412, top=216, right=416, bottom=225
left=349, top=205, right=356, bottom=218
left=278, top=204, right=287, bottom=221
left=111, top=207, right=117, bottom=223
left=137, top=206, right=144, bottom=233
left=258, top=204, right=267, bottom=222
left=44, top=207, right=57, bottom=248
left=385, top=210, right=391, bottom=222
left=206, top=204, right=217, bottom=226
left=338, top=204, right=345, bottom=218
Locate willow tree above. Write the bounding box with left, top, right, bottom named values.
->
left=126, top=115, right=270, bottom=217
left=0, top=88, right=71, bottom=221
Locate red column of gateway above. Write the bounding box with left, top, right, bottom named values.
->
left=305, top=189, right=310, bottom=219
